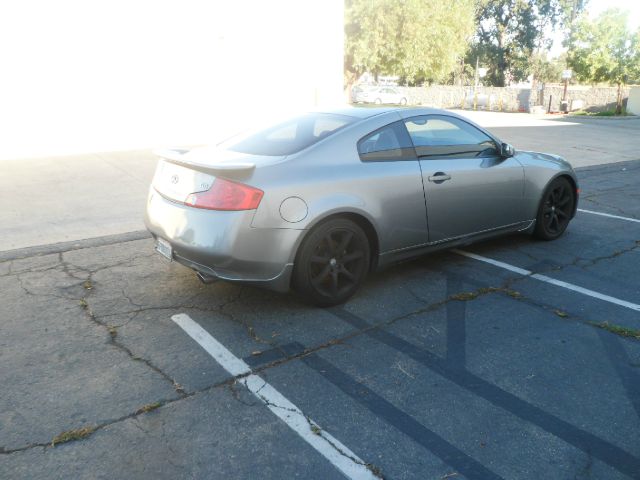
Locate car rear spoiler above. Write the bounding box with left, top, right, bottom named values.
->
left=153, top=148, right=256, bottom=176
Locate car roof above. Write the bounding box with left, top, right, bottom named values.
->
left=315, top=106, right=458, bottom=120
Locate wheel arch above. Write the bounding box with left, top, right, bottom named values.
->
left=544, top=173, right=578, bottom=219
left=292, top=210, right=380, bottom=275
left=557, top=173, right=579, bottom=218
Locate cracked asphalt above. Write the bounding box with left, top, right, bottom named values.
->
left=1, top=158, right=640, bottom=479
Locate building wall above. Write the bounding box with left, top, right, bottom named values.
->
left=0, top=0, right=344, bottom=160
left=627, top=87, right=640, bottom=115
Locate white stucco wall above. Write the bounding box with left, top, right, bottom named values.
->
left=0, top=0, right=344, bottom=160
left=628, top=87, right=640, bottom=115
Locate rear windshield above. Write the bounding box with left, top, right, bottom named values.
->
left=222, top=113, right=356, bottom=156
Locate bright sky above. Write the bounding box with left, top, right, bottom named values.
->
left=0, top=0, right=344, bottom=159
left=589, top=0, right=640, bottom=29
left=550, top=0, right=640, bottom=57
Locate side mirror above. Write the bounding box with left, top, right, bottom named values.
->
left=501, top=143, right=515, bottom=158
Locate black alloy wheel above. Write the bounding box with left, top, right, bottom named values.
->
left=293, top=219, right=370, bottom=306
left=534, top=177, right=575, bottom=240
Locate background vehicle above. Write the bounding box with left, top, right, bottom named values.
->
left=352, top=86, right=408, bottom=105
left=145, top=107, right=578, bottom=306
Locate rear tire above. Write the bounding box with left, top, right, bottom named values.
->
left=533, top=177, right=575, bottom=240
left=374, top=98, right=382, bottom=105
left=293, top=218, right=370, bottom=307
left=400, top=97, right=407, bottom=105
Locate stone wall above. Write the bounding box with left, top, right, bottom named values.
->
left=396, top=86, right=530, bottom=111
left=540, top=85, right=630, bottom=112
left=396, top=84, right=632, bottom=113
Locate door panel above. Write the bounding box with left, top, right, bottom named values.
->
left=357, top=120, right=429, bottom=250
left=420, top=156, right=525, bottom=242
left=404, top=114, right=525, bottom=243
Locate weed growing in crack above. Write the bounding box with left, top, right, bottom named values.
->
left=449, top=291, right=487, bottom=301
left=554, top=309, right=569, bottom=318
left=448, top=287, right=520, bottom=302
left=136, top=402, right=161, bottom=415
left=107, top=325, right=118, bottom=339
left=83, top=280, right=93, bottom=290
left=590, top=321, right=640, bottom=340
left=173, top=381, right=186, bottom=395
left=51, top=426, right=96, bottom=446
left=310, top=424, right=321, bottom=435
left=79, top=298, right=88, bottom=309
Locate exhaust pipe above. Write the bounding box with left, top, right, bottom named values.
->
left=196, top=271, right=217, bottom=284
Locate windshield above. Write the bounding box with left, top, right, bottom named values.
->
left=222, top=113, right=356, bottom=156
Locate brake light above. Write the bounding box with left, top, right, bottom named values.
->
left=185, top=178, right=264, bottom=211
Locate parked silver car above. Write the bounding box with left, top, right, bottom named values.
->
left=353, top=86, right=408, bottom=105
left=145, top=107, right=578, bottom=305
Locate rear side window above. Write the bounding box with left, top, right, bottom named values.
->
left=404, top=115, right=499, bottom=159
left=358, top=121, right=416, bottom=162
left=223, top=113, right=356, bottom=156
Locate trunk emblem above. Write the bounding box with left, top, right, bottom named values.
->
left=170, top=174, right=179, bottom=184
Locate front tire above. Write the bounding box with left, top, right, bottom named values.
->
left=293, top=219, right=370, bottom=307
left=374, top=98, right=382, bottom=105
left=533, top=177, right=575, bottom=240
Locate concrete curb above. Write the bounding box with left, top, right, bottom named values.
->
left=0, top=230, right=151, bottom=262
left=562, top=114, right=639, bottom=121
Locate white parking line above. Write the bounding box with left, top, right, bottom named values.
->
left=452, top=250, right=640, bottom=312
left=577, top=209, right=640, bottom=224
left=171, top=313, right=378, bottom=480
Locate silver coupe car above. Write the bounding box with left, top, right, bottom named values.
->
left=145, top=107, right=578, bottom=306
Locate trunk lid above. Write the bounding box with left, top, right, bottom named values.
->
left=152, top=146, right=284, bottom=203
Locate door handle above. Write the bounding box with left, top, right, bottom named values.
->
left=428, top=172, right=451, bottom=183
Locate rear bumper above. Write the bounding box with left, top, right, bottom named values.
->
left=144, top=189, right=303, bottom=292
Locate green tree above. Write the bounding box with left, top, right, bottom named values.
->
left=344, top=0, right=475, bottom=88
left=569, top=9, right=640, bottom=113
left=473, top=0, right=587, bottom=87
left=531, top=52, right=566, bottom=83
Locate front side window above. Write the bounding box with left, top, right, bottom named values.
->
left=404, top=115, right=499, bottom=159
left=357, top=121, right=416, bottom=162
left=223, top=113, right=356, bottom=156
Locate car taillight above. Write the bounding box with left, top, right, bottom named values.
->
left=185, top=178, right=264, bottom=211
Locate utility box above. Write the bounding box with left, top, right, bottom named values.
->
left=628, top=87, right=640, bottom=115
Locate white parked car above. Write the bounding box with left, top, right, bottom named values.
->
left=353, top=86, right=408, bottom=105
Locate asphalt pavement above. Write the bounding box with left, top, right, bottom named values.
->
left=1, top=154, right=639, bottom=478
